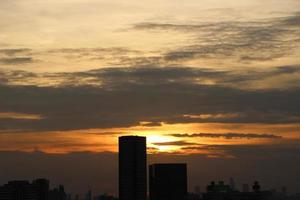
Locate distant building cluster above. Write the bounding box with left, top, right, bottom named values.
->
left=1, top=136, right=299, bottom=200
left=0, top=179, right=66, bottom=200
left=200, top=180, right=288, bottom=200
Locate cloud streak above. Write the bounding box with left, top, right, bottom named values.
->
left=152, top=141, right=199, bottom=146
left=0, top=57, right=33, bottom=65
left=169, top=133, right=282, bottom=139
left=0, top=49, right=31, bottom=56
left=182, top=141, right=300, bottom=158
left=0, top=112, right=43, bottom=120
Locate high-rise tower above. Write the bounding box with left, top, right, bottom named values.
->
left=119, top=136, right=147, bottom=200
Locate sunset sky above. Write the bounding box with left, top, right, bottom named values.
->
left=1, top=0, right=300, bottom=195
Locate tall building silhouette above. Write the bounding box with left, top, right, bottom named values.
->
left=149, top=163, right=187, bottom=200
left=118, top=136, right=147, bottom=200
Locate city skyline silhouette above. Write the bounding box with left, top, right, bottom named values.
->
left=1, top=135, right=298, bottom=200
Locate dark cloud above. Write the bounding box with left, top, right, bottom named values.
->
left=169, top=133, right=282, bottom=139
left=5, top=64, right=300, bottom=88
left=152, top=141, right=199, bottom=146
left=222, top=143, right=300, bottom=158
left=133, top=23, right=204, bottom=31
left=281, top=12, right=300, bottom=26
left=46, top=47, right=136, bottom=54
left=182, top=141, right=300, bottom=159
left=4, top=70, right=37, bottom=79
left=147, top=147, right=159, bottom=151
left=0, top=47, right=142, bottom=67
left=0, top=49, right=33, bottom=65
left=139, top=121, right=162, bottom=127
left=0, top=71, right=8, bottom=84
left=0, top=57, right=33, bottom=65
left=44, top=47, right=140, bottom=60
left=0, top=48, right=31, bottom=56
left=218, top=65, right=300, bottom=86
left=0, top=66, right=300, bottom=132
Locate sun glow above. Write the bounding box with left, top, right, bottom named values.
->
left=146, top=135, right=181, bottom=153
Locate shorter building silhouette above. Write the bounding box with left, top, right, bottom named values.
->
left=149, top=163, right=187, bottom=200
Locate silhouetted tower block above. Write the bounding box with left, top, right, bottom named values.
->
left=253, top=181, right=261, bottom=193
left=149, top=163, right=187, bottom=200
left=119, top=136, right=147, bottom=200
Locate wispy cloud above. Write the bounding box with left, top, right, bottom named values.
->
left=0, top=57, right=33, bottom=65
left=182, top=141, right=300, bottom=158
left=133, top=12, right=300, bottom=62
left=0, top=49, right=31, bottom=56
left=0, top=112, right=43, bottom=120
left=169, top=133, right=282, bottom=139
left=152, top=141, right=199, bottom=146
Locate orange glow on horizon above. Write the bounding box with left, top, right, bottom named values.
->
left=0, top=122, right=297, bottom=156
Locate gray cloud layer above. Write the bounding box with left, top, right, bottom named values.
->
left=0, top=66, right=300, bottom=132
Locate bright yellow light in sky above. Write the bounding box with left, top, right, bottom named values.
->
left=147, top=135, right=181, bottom=152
